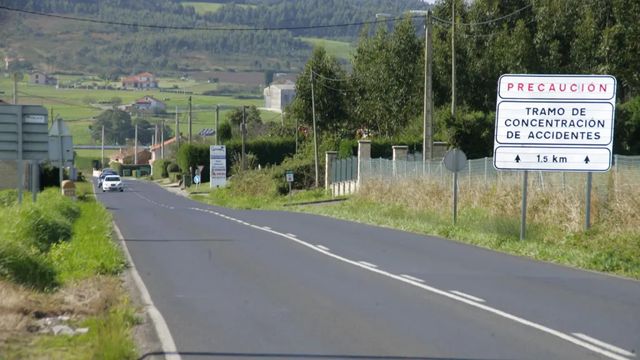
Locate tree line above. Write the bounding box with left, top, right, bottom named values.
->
left=288, top=0, right=640, bottom=157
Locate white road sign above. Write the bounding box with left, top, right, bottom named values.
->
left=493, top=74, right=616, bottom=172
left=209, top=145, right=227, bottom=188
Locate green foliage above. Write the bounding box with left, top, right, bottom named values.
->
left=218, top=121, right=233, bottom=142
left=167, top=162, right=180, bottom=173
left=440, top=106, right=495, bottom=158
left=224, top=137, right=296, bottom=167
left=615, top=96, right=640, bottom=154
left=109, top=161, right=123, bottom=175
left=152, top=159, right=171, bottom=179
left=0, top=190, right=18, bottom=207
left=15, top=206, right=73, bottom=253
left=226, top=105, right=262, bottom=126
left=176, top=144, right=210, bottom=181
left=0, top=239, right=58, bottom=290
left=90, top=109, right=133, bottom=145
left=288, top=47, right=351, bottom=135
left=351, top=17, right=423, bottom=137
left=48, top=201, right=125, bottom=282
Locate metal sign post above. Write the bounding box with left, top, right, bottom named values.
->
left=0, top=105, right=49, bottom=204
left=285, top=170, right=294, bottom=203
left=443, top=149, right=467, bottom=225
left=493, top=75, right=617, bottom=237
left=209, top=145, right=227, bottom=188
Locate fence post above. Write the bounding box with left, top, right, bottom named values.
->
left=468, top=159, right=471, bottom=187
left=325, top=151, right=337, bottom=191
left=392, top=145, right=408, bottom=178
left=484, top=157, right=488, bottom=185
left=357, top=140, right=371, bottom=187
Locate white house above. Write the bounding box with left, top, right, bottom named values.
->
left=133, top=96, right=166, bottom=112
left=264, top=83, right=296, bottom=112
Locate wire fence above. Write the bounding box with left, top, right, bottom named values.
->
left=357, top=155, right=640, bottom=193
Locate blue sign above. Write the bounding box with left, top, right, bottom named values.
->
left=193, top=175, right=201, bottom=184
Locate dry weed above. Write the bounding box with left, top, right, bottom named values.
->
left=0, top=277, right=123, bottom=346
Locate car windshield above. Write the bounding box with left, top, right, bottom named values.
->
left=105, top=176, right=120, bottom=182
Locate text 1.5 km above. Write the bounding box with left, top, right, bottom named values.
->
left=537, top=154, right=567, bottom=163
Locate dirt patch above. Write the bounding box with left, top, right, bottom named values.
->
left=0, top=276, right=123, bottom=346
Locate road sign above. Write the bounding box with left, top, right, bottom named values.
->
left=443, top=149, right=467, bottom=173
left=285, top=170, right=294, bottom=183
left=193, top=175, right=201, bottom=184
left=493, top=74, right=616, bottom=172
left=0, top=105, right=49, bottom=161
left=209, top=145, right=227, bottom=188
left=48, top=119, right=74, bottom=166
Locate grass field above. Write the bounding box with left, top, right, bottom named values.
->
left=182, top=2, right=254, bottom=14
left=0, top=75, right=263, bottom=145
left=299, top=37, right=354, bottom=61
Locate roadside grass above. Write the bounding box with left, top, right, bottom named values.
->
left=299, top=178, right=640, bottom=279
left=0, top=186, right=136, bottom=359
left=185, top=165, right=640, bottom=279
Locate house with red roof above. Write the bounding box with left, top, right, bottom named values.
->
left=121, top=72, right=158, bottom=90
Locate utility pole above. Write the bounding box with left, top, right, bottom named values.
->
left=134, top=123, right=138, bottom=165
left=241, top=106, right=247, bottom=171
left=215, top=104, right=219, bottom=145
left=310, top=70, right=319, bottom=188
left=57, top=118, right=63, bottom=186
left=425, top=10, right=433, bottom=161
left=175, top=106, right=180, bottom=148
left=12, top=72, right=18, bottom=104
left=161, top=120, right=165, bottom=160
left=101, top=125, right=105, bottom=169
left=451, top=0, right=456, bottom=119
left=188, top=96, right=192, bottom=144
left=411, top=10, right=434, bottom=162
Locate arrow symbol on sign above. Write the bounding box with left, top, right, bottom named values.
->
left=515, top=155, right=521, bottom=163
left=584, top=156, right=590, bottom=164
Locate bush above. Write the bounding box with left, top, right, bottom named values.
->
left=152, top=159, right=171, bottom=179
left=167, top=162, right=180, bottom=173
left=168, top=172, right=182, bottom=183
left=218, top=121, right=232, bottom=142
left=224, top=137, right=295, bottom=168
left=109, top=161, right=123, bottom=175
left=37, top=188, right=81, bottom=222
left=176, top=144, right=210, bottom=183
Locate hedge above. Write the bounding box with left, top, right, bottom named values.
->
left=224, top=137, right=295, bottom=168
left=176, top=144, right=210, bottom=183
left=152, top=159, right=171, bottom=179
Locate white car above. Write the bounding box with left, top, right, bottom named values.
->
left=102, top=175, right=124, bottom=192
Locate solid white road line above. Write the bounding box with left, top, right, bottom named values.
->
left=113, top=223, right=181, bottom=360
left=189, top=207, right=630, bottom=360
left=400, top=274, right=425, bottom=283
left=573, top=333, right=636, bottom=358
left=358, top=261, right=378, bottom=268
left=285, top=233, right=297, bottom=238
left=450, top=290, right=486, bottom=303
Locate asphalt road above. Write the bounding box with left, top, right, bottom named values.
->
left=96, top=179, right=640, bottom=360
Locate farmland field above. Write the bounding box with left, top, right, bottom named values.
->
left=299, top=37, right=354, bottom=61
left=0, top=75, right=263, bottom=145
left=182, top=2, right=255, bottom=14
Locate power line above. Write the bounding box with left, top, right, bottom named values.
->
left=0, top=5, right=416, bottom=32
left=432, top=4, right=532, bottom=26
left=311, top=70, right=350, bottom=82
